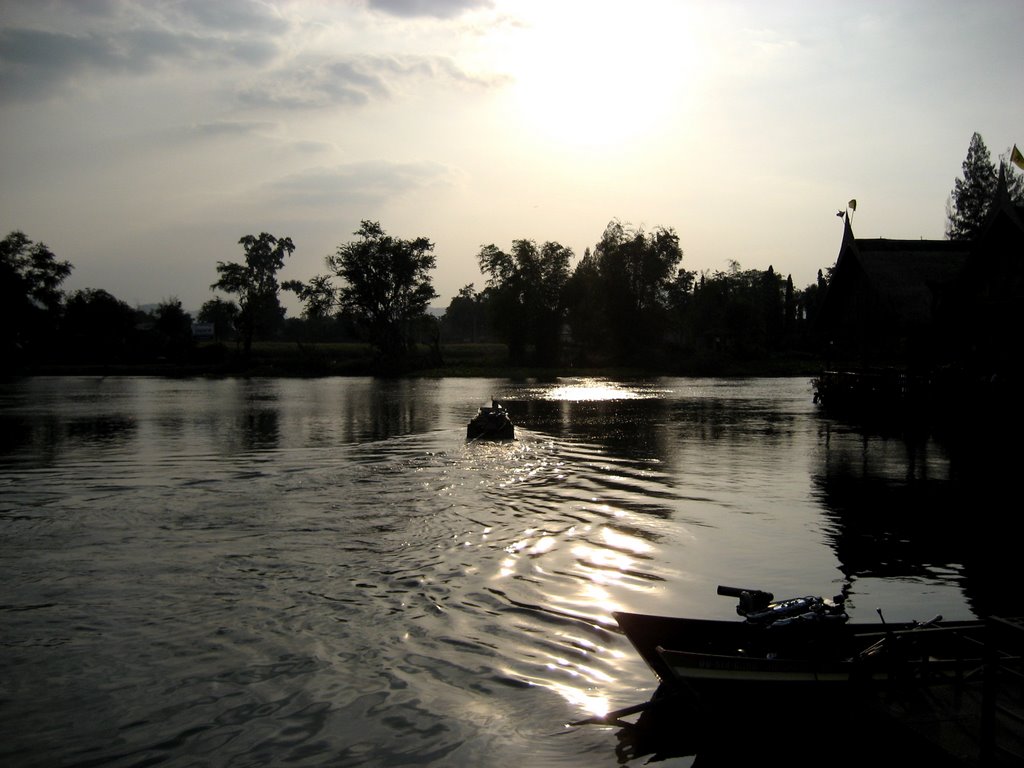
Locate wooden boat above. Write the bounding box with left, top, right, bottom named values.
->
left=614, top=586, right=986, bottom=711
left=594, top=590, right=1024, bottom=764
left=466, top=400, right=514, bottom=440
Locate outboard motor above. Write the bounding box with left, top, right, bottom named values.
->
left=718, top=585, right=848, bottom=627
left=717, top=585, right=774, bottom=616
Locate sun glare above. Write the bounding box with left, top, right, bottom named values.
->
left=543, top=378, right=648, bottom=401
left=486, top=3, right=700, bottom=148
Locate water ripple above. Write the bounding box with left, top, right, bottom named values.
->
left=1, top=376, right=986, bottom=767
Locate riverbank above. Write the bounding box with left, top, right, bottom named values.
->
left=7, top=341, right=826, bottom=379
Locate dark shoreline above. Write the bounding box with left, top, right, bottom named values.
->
left=4, top=339, right=826, bottom=379
left=7, top=358, right=826, bottom=380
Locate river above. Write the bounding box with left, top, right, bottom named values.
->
left=0, top=376, right=1014, bottom=766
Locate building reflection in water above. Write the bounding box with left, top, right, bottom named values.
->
left=812, top=419, right=1021, bottom=618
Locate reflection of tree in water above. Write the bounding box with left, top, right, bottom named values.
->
left=66, top=415, right=137, bottom=445
left=0, top=413, right=137, bottom=463
left=225, top=380, right=281, bottom=451
left=337, top=379, right=441, bottom=442
left=241, top=407, right=279, bottom=450
left=813, top=422, right=1021, bottom=617
left=0, top=416, right=36, bottom=457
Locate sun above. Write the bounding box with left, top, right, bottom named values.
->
left=484, top=3, right=701, bottom=149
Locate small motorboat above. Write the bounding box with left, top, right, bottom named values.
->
left=467, top=400, right=514, bottom=440
left=577, top=587, right=1019, bottom=765
left=614, top=585, right=986, bottom=711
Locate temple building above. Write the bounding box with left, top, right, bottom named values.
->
left=816, top=167, right=1024, bottom=379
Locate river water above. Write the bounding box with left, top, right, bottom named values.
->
left=0, top=376, right=1014, bottom=766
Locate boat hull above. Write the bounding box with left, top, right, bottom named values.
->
left=614, top=611, right=985, bottom=695
left=613, top=611, right=861, bottom=684
left=466, top=408, right=514, bottom=440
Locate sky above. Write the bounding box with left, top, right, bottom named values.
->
left=2, top=0, right=1022, bottom=315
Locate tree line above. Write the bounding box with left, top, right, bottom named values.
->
left=208, top=218, right=828, bottom=371
left=3, top=132, right=1019, bottom=374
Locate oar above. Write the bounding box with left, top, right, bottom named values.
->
left=858, top=611, right=943, bottom=659
left=568, top=698, right=660, bottom=727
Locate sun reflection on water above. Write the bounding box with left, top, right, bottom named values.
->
left=478, top=421, right=675, bottom=719
left=493, top=518, right=655, bottom=715
left=542, top=378, right=651, bottom=402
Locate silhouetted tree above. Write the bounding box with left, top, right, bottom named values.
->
left=1, top=230, right=72, bottom=364
left=592, top=220, right=682, bottom=361
left=62, top=288, right=137, bottom=363
left=478, top=239, right=571, bottom=365
left=441, top=284, right=485, bottom=343
left=784, top=274, right=795, bottom=334
left=283, top=274, right=337, bottom=341
left=197, top=297, right=239, bottom=342
left=676, top=262, right=798, bottom=361
left=656, top=265, right=698, bottom=362
left=761, top=265, right=783, bottom=348
left=329, top=221, right=437, bottom=359
left=283, top=275, right=336, bottom=321
left=942, top=132, right=1024, bottom=240
left=563, top=248, right=606, bottom=363
left=211, top=233, right=295, bottom=358
left=152, top=298, right=194, bottom=362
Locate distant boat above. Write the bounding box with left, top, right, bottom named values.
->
left=467, top=400, right=514, bottom=440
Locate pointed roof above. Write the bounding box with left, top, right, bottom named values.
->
left=819, top=215, right=970, bottom=331
left=850, top=238, right=970, bottom=325
left=980, top=162, right=1024, bottom=235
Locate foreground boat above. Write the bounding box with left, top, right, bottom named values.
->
left=656, top=621, right=987, bottom=698
left=466, top=400, right=514, bottom=440
left=614, top=586, right=985, bottom=708
left=596, top=589, right=1023, bottom=765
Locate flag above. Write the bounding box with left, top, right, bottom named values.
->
left=848, top=199, right=857, bottom=212
left=1012, top=144, right=1024, bottom=171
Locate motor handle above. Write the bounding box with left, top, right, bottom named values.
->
left=717, top=585, right=772, bottom=600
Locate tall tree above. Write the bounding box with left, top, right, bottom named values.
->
left=282, top=274, right=338, bottom=342
left=946, top=132, right=999, bottom=240
left=151, top=298, right=194, bottom=363
left=328, top=221, right=437, bottom=359
left=760, top=265, right=783, bottom=348
left=441, top=284, right=485, bottom=343
left=283, top=275, right=336, bottom=322
left=593, top=220, right=683, bottom=360
left=563, top=248, right=606, bottom=363
left=478, top=239, right=572, bottom=365
left=1, top=230, right=72, bottom=362
left=211, top=233, right=295, bottom=358
left=197, top=297, right=239, bottom=342
left=784, top=274, right=796, bottom=334
left=62, top=288, right=138, bottom=363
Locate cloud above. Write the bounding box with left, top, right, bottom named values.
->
left=365, top=0, right=494, bottom=20
left=184, top=122, right=333, bottom=156
left=236, top=53, right=507, bottom=110
left=0, top=28, right=117, bottom=101
left=1, top=2, right=506, bottom=110
left=0, top=24, right=279, bottom=103
left=188, top=120, right=278, bottom=138
left=164, top=0, right=290, bottom=35
left=267, top=160, right=458, bottom=209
